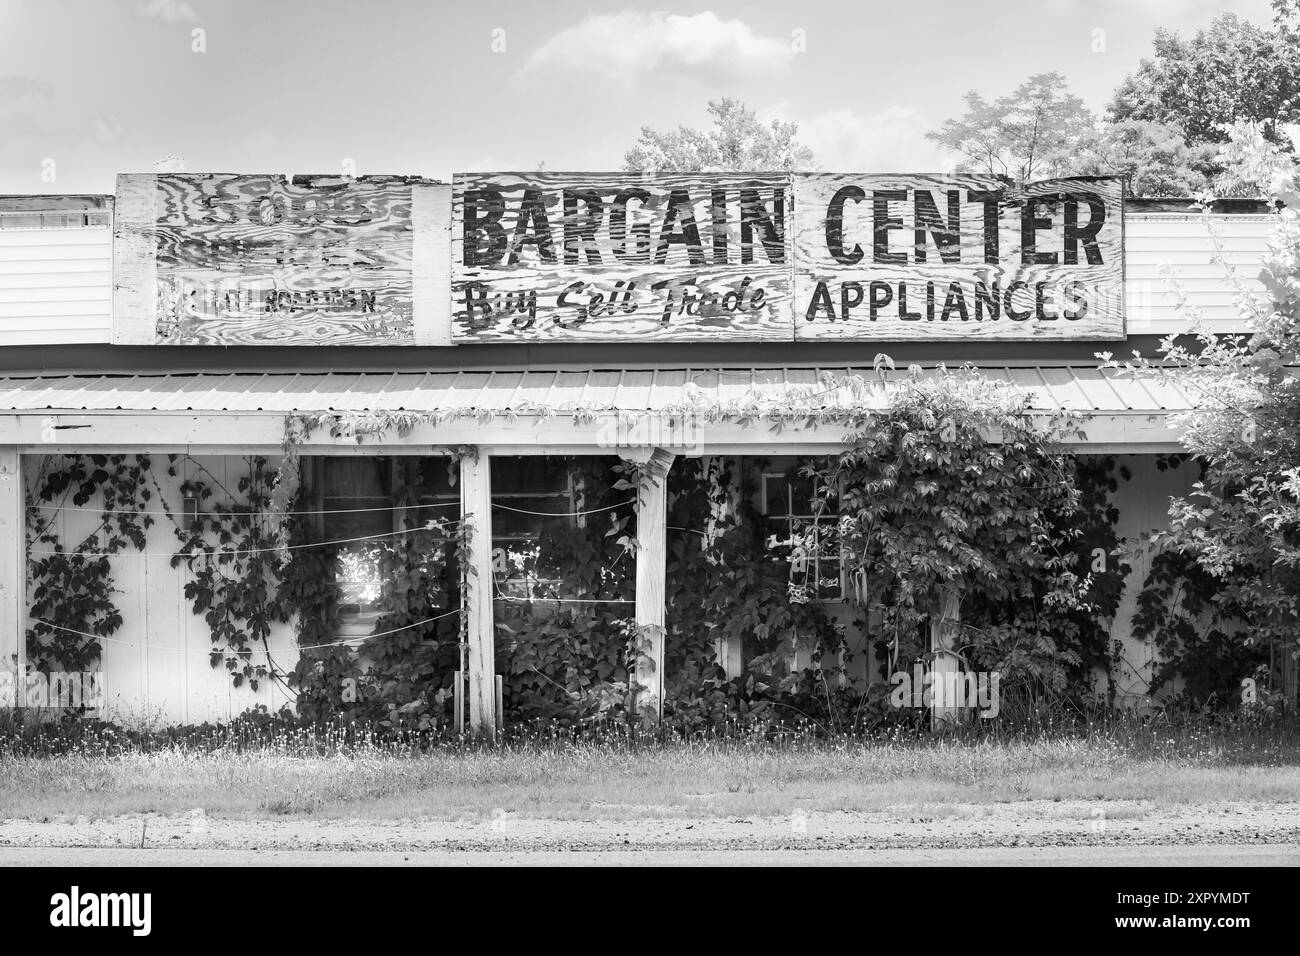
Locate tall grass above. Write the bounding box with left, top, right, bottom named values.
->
left=0, top=707, right=1297, bottom=821
left=2, top=706, right=1298, bottom=763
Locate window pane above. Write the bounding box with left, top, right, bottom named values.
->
left=323, top=457, right=386, bottom=498
left=494, top=497, right=571, bottom=535
left=336, top=544, right=385, bottom=610
left=409, top=458, right=460, bottom=532
left=322, top=458, right=391, bottom=613
left=492, top=457, right=567, bottom=494
left=816, top=478, right=839, bottom=514
left=769, top=465, right=844, bottom=601
left=322, top=459, right=391, bottom=533
left=765, top=475, right=791, bottom=517
left=816, top=557, right=842, bottom=600
left=415, top=458, right=458, bottom=499
left=490, top=457, right=572, bottom=598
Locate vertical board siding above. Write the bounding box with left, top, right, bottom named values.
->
left=110, top=175, right=158, bottom=346
left=24, top=454, right=296, bottom=726
left=412, top=182, right=453, bottom=345
left=0, top=223, right=112, bottom=345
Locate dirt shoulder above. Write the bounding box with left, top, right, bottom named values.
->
left=2, top=800, right=1298, bottom=853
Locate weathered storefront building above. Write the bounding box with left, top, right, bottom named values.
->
left=0, top=173, right=1278, bottom=732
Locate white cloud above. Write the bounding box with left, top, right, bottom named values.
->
left=770, top=106, right=952, bottom=173
left=523, top=11, right=792, bottom=81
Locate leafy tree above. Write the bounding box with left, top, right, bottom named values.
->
left=925, top=72, right=1093, bottom=182
left=1111, top=126, right=1300, bottom=706
left=1108, top=12, right=1300, bottom=149
left=1074, top=120, right=1217, bottom=197
left=1277, top=0, right=1300, bottom=44
left=818, top=368, right=1110, bottom=709
left=623, top=98, right=814, bottom=173
left=1213, top=119, right=1299, bottom=197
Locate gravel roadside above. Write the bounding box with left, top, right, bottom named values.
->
left=2, top=800, right=1298, bottom=853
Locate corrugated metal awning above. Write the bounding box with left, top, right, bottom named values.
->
left=0, top=366, right=1196, bottom=415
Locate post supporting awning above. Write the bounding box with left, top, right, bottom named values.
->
left=460, top=450, right=496, bottom=739
left=631, top=447, right=676, bottom=724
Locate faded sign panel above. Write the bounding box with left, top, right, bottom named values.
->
left=792, top=174, right=1125, bottom=340
left=451, top=172, right=795, bottom=342
left=114, top=173, right=436, bottom=346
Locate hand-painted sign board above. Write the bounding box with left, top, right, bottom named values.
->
left=792, top=174, right=1124, bottom=340
left=112, top=173, right=450, bottom=346
left=111, top=171, right=1124, bottom=346
left=450, top=172, right=794, bottom=342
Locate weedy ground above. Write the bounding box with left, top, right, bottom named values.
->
left=1, top=712, right=1297, bottom=821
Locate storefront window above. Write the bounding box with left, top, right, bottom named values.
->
left=762, top=468, right=843, bottom=601
left=405, top=457, right=462, bottom=608
left=320, top=457, right=392, bottom=614
left=313, top=456, right=461, bottom=624
left=490, top=457, right=573, bottom=599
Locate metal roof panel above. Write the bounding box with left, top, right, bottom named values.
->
left=0, top=367, right=1200, bottom=416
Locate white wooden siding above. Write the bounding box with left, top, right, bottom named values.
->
left=0, top=223, right=113, bottom=345
left=26, top=454, right=295, bottom=726
left=1125, top=213, right=1273, bottom=335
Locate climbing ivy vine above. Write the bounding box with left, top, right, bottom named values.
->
left=1130, top=455, right=1272, bottom=707
left=493, top=456, right=639, bottom=725
left=24, top=441, right=466, bottom=730
left=816, top=371, right=1133, bottom=718
left=25, top=454, right=156, bottom=675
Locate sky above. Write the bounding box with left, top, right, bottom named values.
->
left=0, top=0, right=1281, bottom=194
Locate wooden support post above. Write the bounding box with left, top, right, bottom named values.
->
left=0, top=449, right=22, bottom=710
left=929, top=588, right=962, bottom=729
left=460, top=450, right=496, bottom=739
left=632, top=448, right=675, bottom=724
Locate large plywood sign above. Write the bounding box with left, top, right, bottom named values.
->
left=450, top=172, right=793, bottom=342
left=111, top=171, right=1126, bottom=347
left=791, top=174, right=1124, bottom=340
left=112, top=173, right=449, bottom=346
